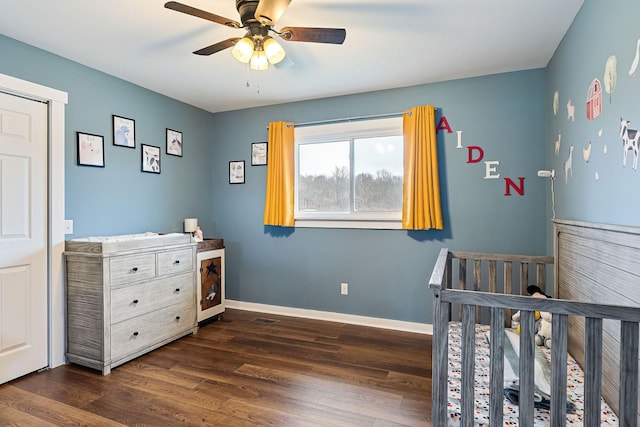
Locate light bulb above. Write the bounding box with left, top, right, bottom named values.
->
left=232, top=37, right=254, bottom=64
left=264, top=37, right=285, bottom=64
left=250, top=50, right=268, bottom=71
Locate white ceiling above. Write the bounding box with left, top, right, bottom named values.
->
left=0, top=0, right=583, bottom=114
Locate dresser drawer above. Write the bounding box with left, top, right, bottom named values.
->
left=110, top=273, right=193, bottom=324
left=110, top=253, right=156, bottom=286
left=157, top=248, right=193, bottom=277
left=110, top=300, right=195, bottom=361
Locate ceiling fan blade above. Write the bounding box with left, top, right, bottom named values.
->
left=164, top=1, right=241, bottom=28
left=193, top=38, right=240, bottom=56
left=279, top=27, right=346, bottom=44
left=255, top=0, right=292, bottom=26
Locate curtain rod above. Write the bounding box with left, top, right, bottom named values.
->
left=291, top=111, right=407, bottom=128
left=268, top=107, right=438, bottom=129
left=266, top=111, right=410, bottom=129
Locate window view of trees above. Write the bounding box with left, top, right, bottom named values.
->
left=298, top=166, right=349, bottom=212
left=354, top=169, right=402, bottom=211
left=298, top=166, right=402, bottom=212
left=295, top=119, right=403, bottom=219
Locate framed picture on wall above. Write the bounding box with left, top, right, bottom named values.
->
left=229, top=160, right=245, bottom=184
left=112, top=115, right=136, bottom=148
left=251, top=142, right=267, bottom=166
left=166, top=128, right=183, bottom=157
left=76, top=132, right=105, bottom=168
left=141, top=144, right=161, bottom=174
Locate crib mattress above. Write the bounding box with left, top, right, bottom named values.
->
left=445, top=322, right=618, bottom=426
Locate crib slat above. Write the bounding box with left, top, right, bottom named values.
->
left=504, top=262, right=513, bottom=327
left=551, top=314, right=568, bottom=426
left=458, top=259, right=467, bottom=321
left=536, top=263, right=546, bottom=291
left=504, top=261, right=512, bottom=294
left=489, top=260, right=497, bottom=294
left=519, top=310, right=535, bottom=427
left=489, top=308, right=504, bottom=427
left=519, top=262, right=529, bottom=295
left=445, top=255, right=452, bottom=290
left=461, top=304, right=476, bottom=427
left=584, top=317, right=603, bottom=427
left=619, top=321, right=639, bottom=427
left=431, top=288, right=450, bottom=427
left=474, top=259, right=481, bottom=323
left=459, top=258, right=467, bottom=290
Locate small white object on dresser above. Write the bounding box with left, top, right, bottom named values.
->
left=64, top=232, right=197, bottom=375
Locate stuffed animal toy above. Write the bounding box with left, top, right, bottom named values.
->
left=536, top=310, right=553, bottom=349
left=527, top=285, right=552, bottom=349
left=194, top=226, right=203, bottom=242
left=511, top=285, right=552, bottom=349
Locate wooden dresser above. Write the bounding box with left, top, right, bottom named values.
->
left=64, top=233, right=197, bottom=375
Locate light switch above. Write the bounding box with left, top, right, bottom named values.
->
left=64, top=219, right=73, bottom=234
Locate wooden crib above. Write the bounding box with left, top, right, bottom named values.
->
left=429, top=219, right=640, bottom=426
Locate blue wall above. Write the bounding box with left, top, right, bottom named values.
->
left=0, top=35, right=216, bottom=236
left=210, top=71, right=548, bottom=323
left=547, top=0, right=640, bottom=227
left=1, top=34, right=549, bottom=325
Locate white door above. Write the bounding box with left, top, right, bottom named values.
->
left=0, top=91, right=48, bottom=384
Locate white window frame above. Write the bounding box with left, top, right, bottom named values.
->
left=294, top=117, right=403, bottom=229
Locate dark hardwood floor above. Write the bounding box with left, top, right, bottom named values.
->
left=0, top=309, right=432, bottom=426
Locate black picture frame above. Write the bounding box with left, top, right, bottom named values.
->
left=166, top=128, right=183, bottom=157
left=141, top=144, right=161, bottom=174
left=251, top=142, right=267, bottom=166
left=77, top=132, right=105, bottom=168
left=112, top=115, right=136, bottom=148
left=229, top=160, right=245, bottom=184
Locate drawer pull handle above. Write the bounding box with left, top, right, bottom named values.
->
left=175, top=288, right=180, bottom=293
left=175, top=316, right=181, bottom=321
left=132, top=267, right=138, bottom=272
left=133, top=299, right=139, bottom=304
left=175, top=260, right=180, bottom=264
left=133, top=331, right=139, bottom=337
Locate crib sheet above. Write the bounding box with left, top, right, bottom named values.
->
left=445, top=322, right=619, bottom=426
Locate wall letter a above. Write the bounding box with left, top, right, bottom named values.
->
left=436, top=116, right=452, bottom=134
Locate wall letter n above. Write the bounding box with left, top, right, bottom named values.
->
left=504, top=177, right=525, bottom=196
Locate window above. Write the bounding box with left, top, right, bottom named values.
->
left=294, top=117, right=403, bottom=229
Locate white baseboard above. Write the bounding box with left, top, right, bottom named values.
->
left=225, top=300, right=433, bottom=335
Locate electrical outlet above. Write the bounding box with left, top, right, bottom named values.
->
left=341, top=282, right=348, bottom=295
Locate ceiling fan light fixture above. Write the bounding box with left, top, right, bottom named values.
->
left=250, top=50, right=269, bottom=71
left=231, top=36, right=254, bottom=63
left=264, top=37, right=285, bottom=64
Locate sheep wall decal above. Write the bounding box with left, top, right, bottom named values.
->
left=619, top=117, right=639, bottom=170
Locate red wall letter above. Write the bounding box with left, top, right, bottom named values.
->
left=467, top=146, right=484, bottom=163
left=436, top=116, right=452, bottom=134
left=504, top=177, right=525, bottom=196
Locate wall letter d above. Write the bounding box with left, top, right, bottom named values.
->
left=467, top=146, right=484, bottom=163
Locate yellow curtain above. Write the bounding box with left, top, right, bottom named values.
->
left=402, top=105, right=443, bottom=230
left=263, top=121, right=295, bottom=226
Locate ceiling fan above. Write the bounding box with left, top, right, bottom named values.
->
left=164, top=0, right=347, bottom=70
